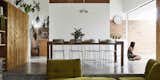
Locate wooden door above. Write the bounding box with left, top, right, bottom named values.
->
left=39, top=39, right=48, bottom=56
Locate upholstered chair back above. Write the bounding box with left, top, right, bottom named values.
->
left=148, top=62, right=160, bottom=80
left=144, top=59, right=157, bottom=80
left=47, top=59, right=81, bottom=79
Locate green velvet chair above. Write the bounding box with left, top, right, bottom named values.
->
left=83, top=77, right=116, bottom=80
left=47, top=59, right=82, bottom=79
left=119, top=59, right=158, bottom=80
left=47, top=59, right=116, bottom=80
left=147, top=61, right=160, bottom=80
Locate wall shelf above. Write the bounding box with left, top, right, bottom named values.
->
left=4, top=16, right=7, bottom=19
left=0, top=57, right=5, bottom=61
left=0, top=30, right=6, bottom=33
left=0, top=44, right=6, bottom=46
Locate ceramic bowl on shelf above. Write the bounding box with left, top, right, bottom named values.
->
left=70, top=39, right=82, bottom=43
left=82, top=39, right=95, bottom=43
left=53, top=39, right=64, bottom=43
left=99, top=39, right=115, bottom=43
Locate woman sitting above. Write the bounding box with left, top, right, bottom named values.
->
left=128, top=42, right=141, bottom=61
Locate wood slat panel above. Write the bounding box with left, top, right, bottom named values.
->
left=49, top=0, right=83, bottom=3
left=7, top=3, right=28, bottom=70
left=157, top=0, right=159, bottom=60
left=39, top=39, right=48, bottom=56
left=49, top=0, right=109, bottom=3
left=157, top=0, right=160, bottom=61
left=7, top=3, right=15, bottom=70
left=85, top=0, right=109, bottom=3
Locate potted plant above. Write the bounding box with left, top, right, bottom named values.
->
left=71, top=28, right=85, bottom=43
left=110, top=33, right=122, bottom=40
left=15, top=0, right=40, bottom=14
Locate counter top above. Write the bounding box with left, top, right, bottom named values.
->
left=48, top=41, right=123, bottom=45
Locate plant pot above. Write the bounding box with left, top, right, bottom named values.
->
left=75, top=39, right=82, bottom=43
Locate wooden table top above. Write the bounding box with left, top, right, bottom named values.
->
left=48, top=41, right=123, bottom=45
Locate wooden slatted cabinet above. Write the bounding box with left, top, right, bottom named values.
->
left=0, top=1, right=28, bottom=71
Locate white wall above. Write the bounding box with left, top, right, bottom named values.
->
left=123, top=0, right=153, bottom=12
left=128, top=0, right=156, bottom=21
left=110, top=0, right=124, bottom=19
left=49, top=3, right=110, bottom=41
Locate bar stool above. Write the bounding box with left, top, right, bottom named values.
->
left=69, top=39, right=83, bottom=60
left=99, top=39, right=115, bottom=63
left=52, top=39, right=65, bottom=59
left=82, top=39, right=100, bottom=62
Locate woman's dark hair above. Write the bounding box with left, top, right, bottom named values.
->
left=130, top=41, right=135, bottom=48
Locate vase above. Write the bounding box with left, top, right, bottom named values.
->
left=75, top=39, right=82, bottom=43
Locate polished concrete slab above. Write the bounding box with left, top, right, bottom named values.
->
left=3, top=61, right=144, bottom=75
left=3, top=52, right=156, bottom=80
left=3, top=63, right=46, bottom=80
left=3, top=59, right=148, bottom=80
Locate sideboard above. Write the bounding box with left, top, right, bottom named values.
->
left=47, top=41, right=124, bottom=66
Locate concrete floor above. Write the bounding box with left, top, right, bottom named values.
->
left=29, top=52, right=155, bottom=75
left=4, top=58, right=151, bottom=75
left=2, top=52, right=155, bottom=80
left=2, top=58, right=149, bottom=80
left=0, top=74, right=2, bottom=80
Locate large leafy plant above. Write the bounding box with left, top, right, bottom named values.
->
left=15, top=0, right=40, bottom=14
left=71, top=28, right=85, bottom=40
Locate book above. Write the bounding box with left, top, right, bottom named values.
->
left=0, top=6, right=3, bottom=15
left=0, top=33, right=1, bottom=44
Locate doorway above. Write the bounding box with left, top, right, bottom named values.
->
left=127, top=0, right=156, bottom=60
